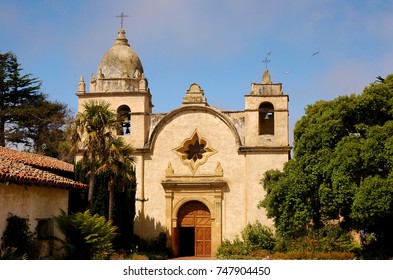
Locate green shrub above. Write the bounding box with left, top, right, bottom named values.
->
left=271, top=251, right=355, bottom=260
left=217, top=224, right=358, bottom=260
left=54, top=210, right=117, bottom=259
left=241, top=221, right=276, bottom=251
left=273, top=225, right=360, bottom=259
left=277, top=225, right=358, bottom=253
left=0, top=246, right=27, bottom=260
left=1, top=214, right=34, bottom=259
left=217, top=223, right=276, bottom=259
left=217, top=237, right=253, bottom=259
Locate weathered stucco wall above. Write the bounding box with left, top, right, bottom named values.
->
left=0, top=182, right=69, bottom=240
left=133, top=105, right=288, bottom=247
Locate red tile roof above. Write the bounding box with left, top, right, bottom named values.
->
left=0, top=146, right=74, bottom=172
left=0, top=147, right=86, bottom=189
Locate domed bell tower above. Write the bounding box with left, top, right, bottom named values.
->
left=76, top=29, right=152, bottom=149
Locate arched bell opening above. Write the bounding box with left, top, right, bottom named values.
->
left=117, top=105, right=131, bottom=135
left=259, top=102, right=274, bottom=135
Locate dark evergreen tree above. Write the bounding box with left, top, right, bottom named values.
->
left=0, top=51, right=71, bottom=158
left=0, top=52, right=43, bottom=147
left=18, top=98, right=72, bottom=158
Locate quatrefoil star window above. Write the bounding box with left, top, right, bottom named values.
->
left=173, top=130, right=217, bottom=173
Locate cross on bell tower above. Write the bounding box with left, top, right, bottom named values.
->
left=262, top=51, right=272, bottom=69
left=116, top=12, right=129, bottom=29
left=262, top=57, right=271, bottom=69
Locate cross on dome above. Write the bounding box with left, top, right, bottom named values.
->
left=116, top=12, right=129, bottom=29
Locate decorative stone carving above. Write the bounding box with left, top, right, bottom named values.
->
left=182, top=83, right=207, bottom=105
left=139, top=79, right=147, bottom=91
left=134, top=69, right=141, bottom=78
left=98, top=68, right=105, bottom=79
left=166, top=162, right=174, bottom=177
left=90, top=73, right=96, bottom=92
left=173, top=129, right=217, bottom=174
left=262, top=69, right=272, bottom=84
left=78, top=75, right=86, bottom=93
left=215, top=162, right=223, bottom=176
left=249, top=69, right=283, bottom=95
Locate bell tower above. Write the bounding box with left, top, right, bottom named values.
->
left=244, top=69, right=289, bottom=148
left=76, top=29, right=152, bottom=149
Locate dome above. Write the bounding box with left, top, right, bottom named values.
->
left=97, top=29, right=143, bottom=79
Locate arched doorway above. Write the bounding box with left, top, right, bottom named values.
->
left=177, top=201, right=211, bottom=257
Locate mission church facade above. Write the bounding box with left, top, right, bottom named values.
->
left=76, top=29, right=290, bottom=257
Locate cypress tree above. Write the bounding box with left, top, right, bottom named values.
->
left=0, top=51, right=43, bottom=147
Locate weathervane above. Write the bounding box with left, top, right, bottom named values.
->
left=116, top=12, right=129, bottom=29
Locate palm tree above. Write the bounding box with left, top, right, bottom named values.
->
left=97, top=137, right=136, bottom=221
left=70, top=100, right=120, bottom=212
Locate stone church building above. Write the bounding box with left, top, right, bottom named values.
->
left=76, top=29, right=290, bottom=257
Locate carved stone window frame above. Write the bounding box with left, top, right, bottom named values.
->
left=173, top=129, right=217, bottom=174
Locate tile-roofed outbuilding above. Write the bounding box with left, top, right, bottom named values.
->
left=0, top=147, right=86, bottom=189
left=0, top=146, right=74, bottom=172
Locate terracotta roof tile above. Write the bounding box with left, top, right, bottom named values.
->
left=0, top=146, right=73, bottom=172
left=0, top=147, right=86, bottom=189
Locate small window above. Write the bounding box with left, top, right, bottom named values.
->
left=259, top=102, right=274, bottom=135
left=117, top=105, right=131, bottom=135
left=37, top=218, right=54, bottom=240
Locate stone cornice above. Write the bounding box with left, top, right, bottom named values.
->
left=162, top=175, right=227, bottom=190
left=76, top=91, right=151, bottom=98
left=136, top=145, right=292, bottom=155
left=244, top=94, right=289, bottom=98
left=238, top=145, right=292, bottom=154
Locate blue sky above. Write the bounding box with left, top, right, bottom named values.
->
left=1, top=0, right=393, bottom=143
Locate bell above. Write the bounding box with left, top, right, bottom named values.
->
left=265, top=112, right=273, bottom=119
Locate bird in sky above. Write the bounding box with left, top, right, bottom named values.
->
left=267, top=51, right=272, bottom=56
left=312, top=51, right=320, bottom=56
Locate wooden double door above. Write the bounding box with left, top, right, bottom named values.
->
left=176, top=201, right=211, bottom=257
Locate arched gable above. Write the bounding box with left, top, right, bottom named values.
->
left=147, top=105, right=242, bottom=152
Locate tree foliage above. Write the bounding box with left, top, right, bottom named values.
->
left=0, top=52, right=71, bottom=158
left=241, top=221, right=276, bottom=251
left=73, top=159, right=137, bottom=250
left=18, top=98, right=72, bottom=158
left=70, top=100, right=120, bottom=211
left=0, top=51, right=42, bottom=147
left=70, top=101, right=137, bottom=249
left=260, top=74, right=393, bottom=257
left=97, top=137, right=136, bottom=221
